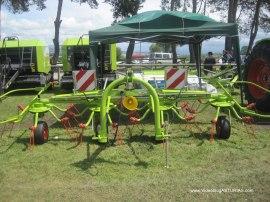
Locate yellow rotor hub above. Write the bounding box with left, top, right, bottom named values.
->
left=122, top=96, right=138, bottom=111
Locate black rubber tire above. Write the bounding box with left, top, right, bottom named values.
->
left=216, top=116, right=231, bottom=139
left=244, top=41, right=270, bottom=112
left=34, top=121, right=49, bottom=144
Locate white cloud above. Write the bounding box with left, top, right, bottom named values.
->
left=61, top=1, right=113, bottom=29
left=61, top=17, right=77, bottom=28
left=8, top=19, right=45, bottom=30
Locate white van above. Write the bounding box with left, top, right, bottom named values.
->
left=149, top=52, right=173, bottom=64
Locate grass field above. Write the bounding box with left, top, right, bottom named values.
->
left=0, top=91, right=269, bottom=201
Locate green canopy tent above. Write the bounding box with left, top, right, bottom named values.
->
left=89, top=10, right=243, bottom=102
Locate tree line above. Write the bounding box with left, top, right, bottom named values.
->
left=1, top=0, right=269, bottom=63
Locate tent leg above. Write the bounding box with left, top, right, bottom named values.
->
left=193, top=42, right=202, bottom=89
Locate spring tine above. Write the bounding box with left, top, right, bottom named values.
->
left=0, top=123, right=7, bottom=138
left=8, top=122, right=15, bottom=137
left=72, top=104, right=80, bottom=114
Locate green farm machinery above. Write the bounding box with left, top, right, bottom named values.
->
left=0, top=37, right=51, bottom=92
left=60, top=37, right=117, bottom=90
left=0, top=11, right=269, bottom=150
left=0, top=69, right=269, bottom=145
left=244, top=38, right=270, bottom=112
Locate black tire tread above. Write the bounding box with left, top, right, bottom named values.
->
left=243, top=41, right=270, bottom=112
left=216, top=116, right=231, bottom=139
left=34, top=121, right=49, bottom=145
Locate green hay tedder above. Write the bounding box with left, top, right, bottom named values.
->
left=0, top=11, right=269, bottom=151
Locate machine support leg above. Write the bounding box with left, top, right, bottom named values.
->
left=161, top=110, right=164, bottom=126
left=210, top=107, right=220, bottom=142
left=34, top=113, right=39, bottom=127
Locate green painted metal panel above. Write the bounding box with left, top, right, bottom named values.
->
left=110, top=44, right=117, bottom=70
left=61, top=38, right=90, bottom=72
left=62, top=37, right=90, bottom=46
left=89, top=43, right=98, bottom=70
left=36, top=45, right=50, bottom=73
left=0, top=39, right=45, bottom=47
left=61, top=43, right=71, bottom=72
left=0, top=39, right=51, bottom=73
left=62, top=37, right=117, bottom=72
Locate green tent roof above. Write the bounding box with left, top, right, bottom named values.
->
left=89, top=10, right=238, bottom=44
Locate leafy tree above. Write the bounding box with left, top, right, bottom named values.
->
left=208, top=0, right=238, bottom=52
left=0, top=0, right=46, bottom=39
left=0, top=0, right=46, bottom=13
left=161, top=0, right=185, bottom=11
left=52, top=0, right=63, bottom=65
left=209, top=0, right=269, bottom=55
left=51, top=0, right=98, bottom=64
left=243, top=0, right=269, bottom=55
left=105, top=0, right=145, bottom=22
left=226, top=0, right=238, bottom=52
left=240, top=45, right=248, bottom=55
left=149, top=43, right=165, bottom=53
left=104, top=0, right=145, bottom=64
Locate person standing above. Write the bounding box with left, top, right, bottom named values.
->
left=203, top=52, right=216, bottom=75
left=222, top=50, right=229, bottom=63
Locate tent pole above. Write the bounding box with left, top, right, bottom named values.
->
left=193, top=42, right=202, bottom=89
left=198, top=42, right=202, bottom=78
left=89, top=43, right=98, bottom=71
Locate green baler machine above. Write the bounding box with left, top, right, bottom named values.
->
left=0, top=37, right=51, bottom=91
left=60, top=37, right=117, bottom=89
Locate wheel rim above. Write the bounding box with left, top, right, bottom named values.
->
left=247, top=58, right=270, bottom=100
left=43, top=125, right=49, bottom=140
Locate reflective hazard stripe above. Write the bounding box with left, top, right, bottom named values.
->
left=73, top=70, right=96, bottom=91
left=165, top=68, right=187, bottom=89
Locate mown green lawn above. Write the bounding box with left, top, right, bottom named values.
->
left=0, top=91, right=269, bottom=201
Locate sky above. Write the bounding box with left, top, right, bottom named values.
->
left=1, top=0, right=269, bottom=54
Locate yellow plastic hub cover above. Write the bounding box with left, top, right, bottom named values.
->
left=122, top=96, right=138, bottom=111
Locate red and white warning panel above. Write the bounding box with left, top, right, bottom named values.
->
left=165, top=68, right=187, bottom=89
left=72, top=69, right=96, bottom=91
